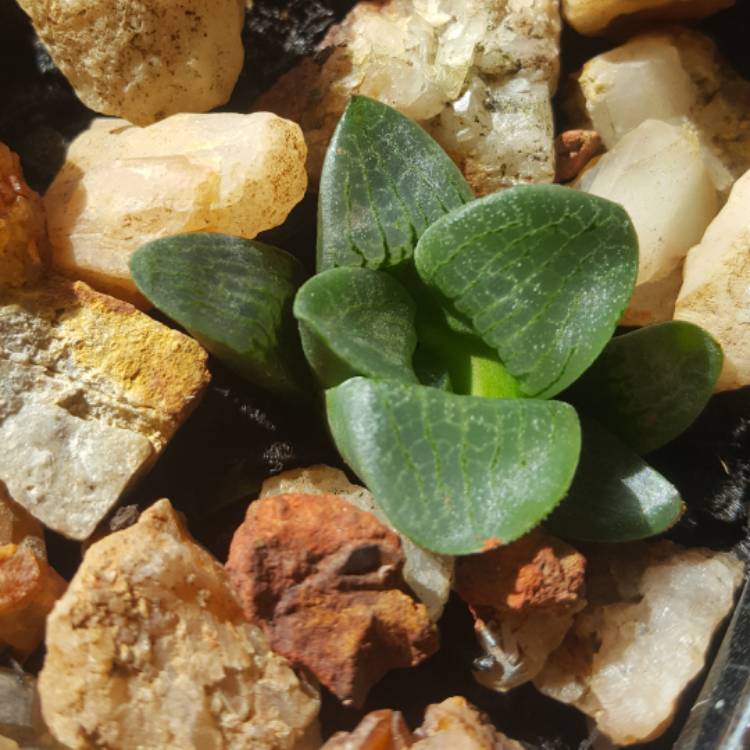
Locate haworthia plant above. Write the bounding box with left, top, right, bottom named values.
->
left=567, top=321, right=723, bottom=454
left=546, top=419, right=683, bottom=542
left=130, top=233, right=309, bottom=397
left=293, top=267, right=419, bottom=388
left=317, top=95, right=474, bottom=272
left=326, top=377, right=581, bottom=555
left=415, top=185, right=639, bottom=399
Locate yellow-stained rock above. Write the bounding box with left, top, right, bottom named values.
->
left=0, top=277, right=209, bottom=539
left=0, top=144, right=46, bottom=289
left=45, top=112, right=307, bottom=305
left=17, top=0, right=245, bottom=126
left=562, top=0, right=734, bottom=36
left=39, top=500, right=321, bottom=750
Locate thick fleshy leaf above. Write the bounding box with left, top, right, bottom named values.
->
left=414, top=184, right=638, bottom=399
left=293, top=267, right=418, bottom=388
left=546, top=419, right=683, bottom=542
left=317, top=96, right=473, bottom=273
left=130, top=233, right=309, bottom=397
left=326, top=378, right=581, bottom=554
left=567, top=321, right=723, bottom=454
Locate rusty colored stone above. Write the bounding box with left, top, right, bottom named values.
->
left=554, top=129, right=603, bottom=183
left=0, top=143, right=47, bottom=289
left=226, top=492, right=439, bottom=707
left=0, top=543, right=66, bottom=656
left=455, top=530, right=586, bottom=613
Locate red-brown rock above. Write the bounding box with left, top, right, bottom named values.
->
left=555, top=129, right=603, bottom=183
left=455, top=529, right=586, bottom=613
left=226, top=492, right=439, bottom=706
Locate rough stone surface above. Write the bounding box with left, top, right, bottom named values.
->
left=0, top=543, right=66, bottom=657
left=45, top=112, right=307, bottom=305
left=39, top=499, right=321, bottom=750
left=256, top=0, right=561, bottom=194
left=413, top=697, right=526, bottom=749
left=554, top=130, right=602, bottom=183
left=567, top=28, right=750, bottom=195
left=17, top=0, right=245, bottom=126
left=535, top=541, right=743, bottom=745
left=0, top=144, right=46, bottom=289
left=226, top=492, right=439, bottom=707
left=0, top=484, right=45, bottom=561
left=321, top=697, right=525, bottom=749
left=0, top=277, right=209, bottom=539
left=577, top=119, right=718, bottom=325
left=675, top=169, right=750, bottom=391
left=260, top=465, right=454, bottom=622
left=455, top=531, right=586, bottom=691
left=0, top=669, right=62, bottom=749
left=455, top=530, right=586, bottom=613
left=562, top=0, right=734, bottom=36
left=321, top=709, right=414, bottom=749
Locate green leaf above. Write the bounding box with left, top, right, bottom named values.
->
left=130, top=233, right=309, bottom=398
left=293, top=267, right=418, bottom=388
left=414, top=184, right=638, bottom=399
left=317, top=96, right=474, bottom=273
left=326, top=378, right=581, bottom=554
left=567, top=321, right=723, bottom=454
left=546, top=419, right=683, bottom=542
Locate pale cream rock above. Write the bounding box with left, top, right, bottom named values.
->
left=45, top=112, right=308, bottom=305
left=0, top=277, right=209, bottom=539
left=39, top=500, right=321, bottom=750
left=17, top=0, right=245, bottom=126
left=577, top=119, right=718, bottom=325
left=675, top=170, right=750, bottom=391
left=0, top=669, right=62, bottom=749
left=260, top=465, right=454, bottom=622
left=256, top=0, right=561, bottom=194
left=562, top=0, right=734, bottom=36
left=535, top=541, right=743, bottom=746
left=567, top=29, right=750, bottom=195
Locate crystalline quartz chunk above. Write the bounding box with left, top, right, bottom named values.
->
left=535, top=541, right=743, bottom=745
left=17, top=0, right=245, bottom=126
left=45, top=113, right=307, bottom=305
left=567, top=28, right=750, bottom=195
left=257, top=0, right=561, bottom=195
left=260, top=465, right=454, bottom=622
left=577, top=119, right=718, bottom=325
left=562, top=0, right=734, bottom=36
left=0, top=277, right=209, bottom=539
left=675, top=169, right=750, bottom=391
left=39, top=499, right=321, bottom=750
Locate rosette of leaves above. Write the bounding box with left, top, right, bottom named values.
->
left=130, top=96, right=722, bottom=555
